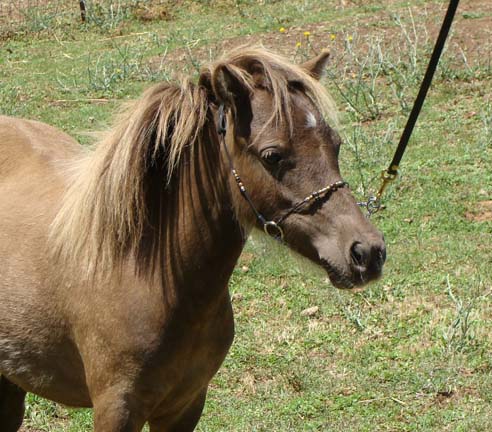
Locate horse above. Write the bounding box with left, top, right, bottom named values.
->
left=0, top=47, right=385, bottom=431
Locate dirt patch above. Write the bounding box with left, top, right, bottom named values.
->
left=133, top=3, right=173, bottom=22
left=0, top=0, right=73, bottom=21
left=0, top=0, right=172, bottom=33
left=465, top=200, right=492, bottom=222
left=148, top=0, right=492, bottom=76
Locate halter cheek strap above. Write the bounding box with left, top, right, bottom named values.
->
left=217, top=104, right=348, bottom=242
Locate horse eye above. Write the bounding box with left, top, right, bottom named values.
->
left=262, top=150, right=282, bottom=166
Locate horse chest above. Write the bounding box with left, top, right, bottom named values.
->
left=165, top=301, right=234, bottom=383
left=132, top=296, right=235, bottom=410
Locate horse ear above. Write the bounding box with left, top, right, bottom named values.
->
left=211, top=64, right=251, bottom=107
left=211, top=64, right=252, bottom=138
left=198, top=70, right=217, bottom=105
left=301, top=50, right=331, bottom=80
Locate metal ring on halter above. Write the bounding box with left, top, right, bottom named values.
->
left=357, top=195, right=382, bottom=218
left=263, top=221, right=284, bottom=241
left=366, top=196, right=381, bottom=214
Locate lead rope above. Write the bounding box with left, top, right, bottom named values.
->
left=358, top=0, right=461, bottom=217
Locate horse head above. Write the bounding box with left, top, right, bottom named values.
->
left=200, top=48, right=386, bottom=289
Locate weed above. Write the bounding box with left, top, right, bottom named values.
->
left=83, top=0, right=136, bottom=31
left=441, top=276, right=488, bottom=354
left=340, top=118, right=398, bottom=199
left=327, top=34, right=384, bottom=122
left=480, top=100, right=492, bottom=151
left=333, top=290, right=366, bottom=331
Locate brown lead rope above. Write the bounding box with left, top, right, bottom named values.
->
left=359, top=0, right=461, bottom=217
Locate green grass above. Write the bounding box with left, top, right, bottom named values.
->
left=2, top=0, right=492, bottom=431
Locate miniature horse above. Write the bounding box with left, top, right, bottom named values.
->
left=0, top=47, right=385, bottom=431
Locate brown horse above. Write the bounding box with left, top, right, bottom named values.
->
left=0, top=47, right=385, bottom=431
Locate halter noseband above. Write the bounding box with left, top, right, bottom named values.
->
left=218, top=104, right=348, bottom=242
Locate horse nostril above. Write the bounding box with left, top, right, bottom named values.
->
left=350, top=241, right=386, bottom=273
left=350, top=241, right=366, bottom=267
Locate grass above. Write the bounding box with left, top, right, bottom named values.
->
left=1, top=0, right=492, bottom=431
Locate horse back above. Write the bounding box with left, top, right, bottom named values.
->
left=0, top=115, right=83, bottom=246
left=0, top=115, right=82, bottom=179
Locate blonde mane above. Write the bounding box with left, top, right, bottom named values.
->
left=50, top=46, right=337, bottom=278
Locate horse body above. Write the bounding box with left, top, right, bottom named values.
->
left=0, top=115, right=240, bottom=426
left=0, top=48, right=386, bottom=431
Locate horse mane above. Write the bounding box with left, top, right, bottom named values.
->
left=50, top=46, right=337, bottom=279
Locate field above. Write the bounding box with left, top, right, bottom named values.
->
left=1, top=0, right=491, bottom=430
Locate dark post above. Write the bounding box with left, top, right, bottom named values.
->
left=79, top=0, right=86, bottom=22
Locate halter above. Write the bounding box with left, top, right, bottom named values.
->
left=217, top=104, right=348, bottom=242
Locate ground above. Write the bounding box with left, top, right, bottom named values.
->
left=0, top=0, right=491, bottom=431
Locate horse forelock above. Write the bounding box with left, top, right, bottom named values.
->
left=49, top=46, right=337, bottom=281
left=213, top=46, right=338, bottom=133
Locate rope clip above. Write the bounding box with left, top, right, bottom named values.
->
left=376, top=167, right=398, bottom=200
left=358, top=168, right=398, bottom=218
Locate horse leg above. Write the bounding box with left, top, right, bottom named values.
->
left=92, top=392, right=146, bottom=432
left=148, top=391, right=206, bottom=432
left=0, top=375, right=26, bottom=432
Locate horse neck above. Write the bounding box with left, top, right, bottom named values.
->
left=156, top=121, right=245, bottom=304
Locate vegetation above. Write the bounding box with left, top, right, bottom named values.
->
left=1, top=0, right=491, bottom=430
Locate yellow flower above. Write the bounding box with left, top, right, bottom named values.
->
left=296, top=42, right=302, bottom=48
left=279, top=27, right=286, bottom=33
left=330, top=33, right=336, bottom=41
left=347, top=35, right=353, bottom=42
left=303, top=31, right=311, bottom=37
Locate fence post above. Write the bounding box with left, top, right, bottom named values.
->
left=79, top=0, right=86, bottom=22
